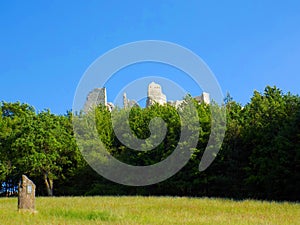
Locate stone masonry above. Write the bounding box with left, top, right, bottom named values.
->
left=84, top=82, right=210, bottom=111
left=123, top=92, right=139, bottom=109
left=83, top=88, right=107, bottom=112
left=146, top=82, right=167, bottom=107
left=194, top=92, right=210, bottom=104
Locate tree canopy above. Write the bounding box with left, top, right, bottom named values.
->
left=0, top=86, right=299, bottom=201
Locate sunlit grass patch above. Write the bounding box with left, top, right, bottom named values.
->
left=0, top=196, right=299, bottom=225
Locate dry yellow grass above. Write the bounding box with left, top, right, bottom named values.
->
left=0, top=196, right=299, bottom=224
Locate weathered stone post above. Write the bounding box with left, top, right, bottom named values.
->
left=18, top=175, right=36, bottom=212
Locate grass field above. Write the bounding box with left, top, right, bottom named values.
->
left=0, top=196, right=299, bottom=224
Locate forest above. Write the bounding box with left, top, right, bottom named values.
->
left=0, top=86, right=299, bottom=201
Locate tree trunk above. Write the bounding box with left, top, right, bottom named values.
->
left=43, top=172, right=53, bottom=196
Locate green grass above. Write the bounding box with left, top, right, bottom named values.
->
left=0, top=196, right=299, bottom=224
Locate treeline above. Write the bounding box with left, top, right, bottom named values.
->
left=0, top=86, right=299, bottom=201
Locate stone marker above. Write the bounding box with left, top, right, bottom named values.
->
left=18, top=175, right=36, bottom=212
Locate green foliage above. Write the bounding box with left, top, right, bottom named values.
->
left=242, top=86, right=300, bottom=199
left=0, top=86, right=299, bottom=200
left=0, top=102, right=82, bottom=196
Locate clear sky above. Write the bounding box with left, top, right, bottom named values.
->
left=1, top=1, right=300, bottom=114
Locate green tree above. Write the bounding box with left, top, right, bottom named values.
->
left=19, top=110, right=81, bottom=196
left=0, top=102, right=82, bottom=196
left=242, top=86, right=300, bottom=199
left=0, top=102, right=36, bottom=195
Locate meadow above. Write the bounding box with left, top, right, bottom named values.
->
left=0, top=196, right=299, bottom=224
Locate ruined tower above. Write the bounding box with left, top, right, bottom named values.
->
left=123, top=92, right=139, bottom=109
left=146, top=82, right=167, bottom=107
left=83, top=87, right=107, bottom=112
left=194, top=92, right=210, bottom=104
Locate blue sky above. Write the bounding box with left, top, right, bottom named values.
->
left=1, top=1, right=300, bottom=114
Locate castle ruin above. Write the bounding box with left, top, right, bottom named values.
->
left=83, top=88, right=112, bottom=112
left=146, top=82, right=167, bottom=107
left=83, top=82, right=210, bottom=112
